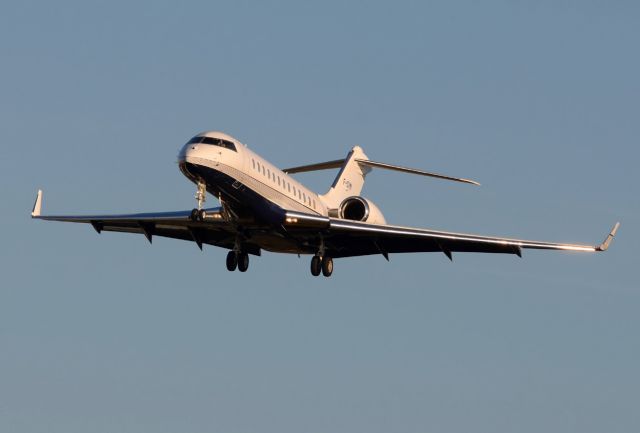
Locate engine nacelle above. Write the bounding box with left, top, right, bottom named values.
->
left=338, top=196, right=387, bottom=225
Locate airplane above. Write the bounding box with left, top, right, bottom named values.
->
left=31, top=131, right=620, bottom=277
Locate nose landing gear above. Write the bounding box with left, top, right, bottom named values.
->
left=190, top=179, right=208, bottom=222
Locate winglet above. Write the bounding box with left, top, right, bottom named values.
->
left=31, top=189, right=43, bottom=218
left=596, top=222, right=620, bottom=251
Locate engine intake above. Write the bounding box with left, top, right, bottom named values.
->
left=339, top=196, right=368, bottom=221
left=338, top=196, right=386, bottom=225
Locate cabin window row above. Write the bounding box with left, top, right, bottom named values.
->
left=252, top=158, right=315, bottom=209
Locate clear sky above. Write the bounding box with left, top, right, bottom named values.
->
left=1, top=1, right=638, bottom=432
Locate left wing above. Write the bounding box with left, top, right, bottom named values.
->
left=284, top=210, right=620, bottom=259
left=30, top=190, right=252, bottom=253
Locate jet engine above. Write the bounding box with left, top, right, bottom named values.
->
left=338, top=196, right=387, bottom=225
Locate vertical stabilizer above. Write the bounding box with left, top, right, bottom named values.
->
left=319, top=146, right=370, bottom=209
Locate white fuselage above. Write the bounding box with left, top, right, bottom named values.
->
left=178, top=131, right=328, bottom=216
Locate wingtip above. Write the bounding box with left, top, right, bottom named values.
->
left=31, top=189, right=43, bottom=218
left=597, top=222, right=620, bottom=251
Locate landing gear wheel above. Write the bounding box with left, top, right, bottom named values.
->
left=190, top=208, right=207, bottom=222
left=321, top=256, right=333, bottom=277
left=226, top=251, right=238, bottom=271
left=237, top=252, right=249, bottom=272
left=310, top=255, right=322, bottom=276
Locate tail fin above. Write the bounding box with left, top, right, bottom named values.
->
left=320, top=146, right=370, bottom=209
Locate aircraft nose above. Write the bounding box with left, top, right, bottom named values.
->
left=177, top=143, right=198, bottom=162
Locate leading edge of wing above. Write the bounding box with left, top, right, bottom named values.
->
left=328, top=218, right=621, bottom=253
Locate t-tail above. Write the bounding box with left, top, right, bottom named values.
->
left=281, top=146, right=481, bottom=212
left=320, top=146, right=371, bottom=209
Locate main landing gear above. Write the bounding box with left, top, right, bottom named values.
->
left=310, top=255, right=333, bottom=277
left=310, top=236, right=333, bottom=277
left=226, top=250, right=249, bottom=272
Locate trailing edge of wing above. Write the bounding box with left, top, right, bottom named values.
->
left=355, top=159, right=480, bottom=186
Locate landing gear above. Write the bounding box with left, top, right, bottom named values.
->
left=321, top=256, right=333, bottom=277
left=226, top=250, right=250, bottom=272
left=310, top=255, right=334, bottom=277
left=190, top=208, right=207, bottom=222
left=309, top=236, right=334, bottom=277
left=226, top=250, right=238, bottom=271
left=237, top=252, right=249, bottom=272
left=310, top=255, right=322, bottom=276
left=190, top=179, right=207, bottom=221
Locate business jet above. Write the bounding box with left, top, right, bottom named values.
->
left=31, top=131, right=619, bottom=277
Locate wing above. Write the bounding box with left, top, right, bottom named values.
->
left=30, top=190, right=253, bottom=253
left=283, top=210, right=619, bottom=259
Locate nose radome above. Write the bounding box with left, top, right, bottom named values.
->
left=177, top=143, right=192, bottom=161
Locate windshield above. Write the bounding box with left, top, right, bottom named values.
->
left=187, top=136, right=237, bottom=151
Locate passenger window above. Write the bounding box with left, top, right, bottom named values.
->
left=252, top=159, right=256, bottom=169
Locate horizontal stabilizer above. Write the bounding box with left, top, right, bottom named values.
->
left=282, top=159, right=345, bottom=174
left=355, top=159, right=480, bottom=186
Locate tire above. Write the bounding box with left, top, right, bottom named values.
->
left=321, top=256, right=333, bottom=277
left=238, top=252, right=249, bottom=272
left=226, top=251, right=238, bottom=271
left=310, top=255, right=321, bottom=276
left=190, top=208, right=199, bottom=221
left=198, top=209, right=206, bottom=222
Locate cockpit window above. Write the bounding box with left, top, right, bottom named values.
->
left=187, top=136, right=204, bottom=144
left=202, top=137, right=236, bottom=151
left=186, top=136, right=237, bottom=151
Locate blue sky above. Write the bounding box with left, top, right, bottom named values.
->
left=1, top=1, right=638, bottom=432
